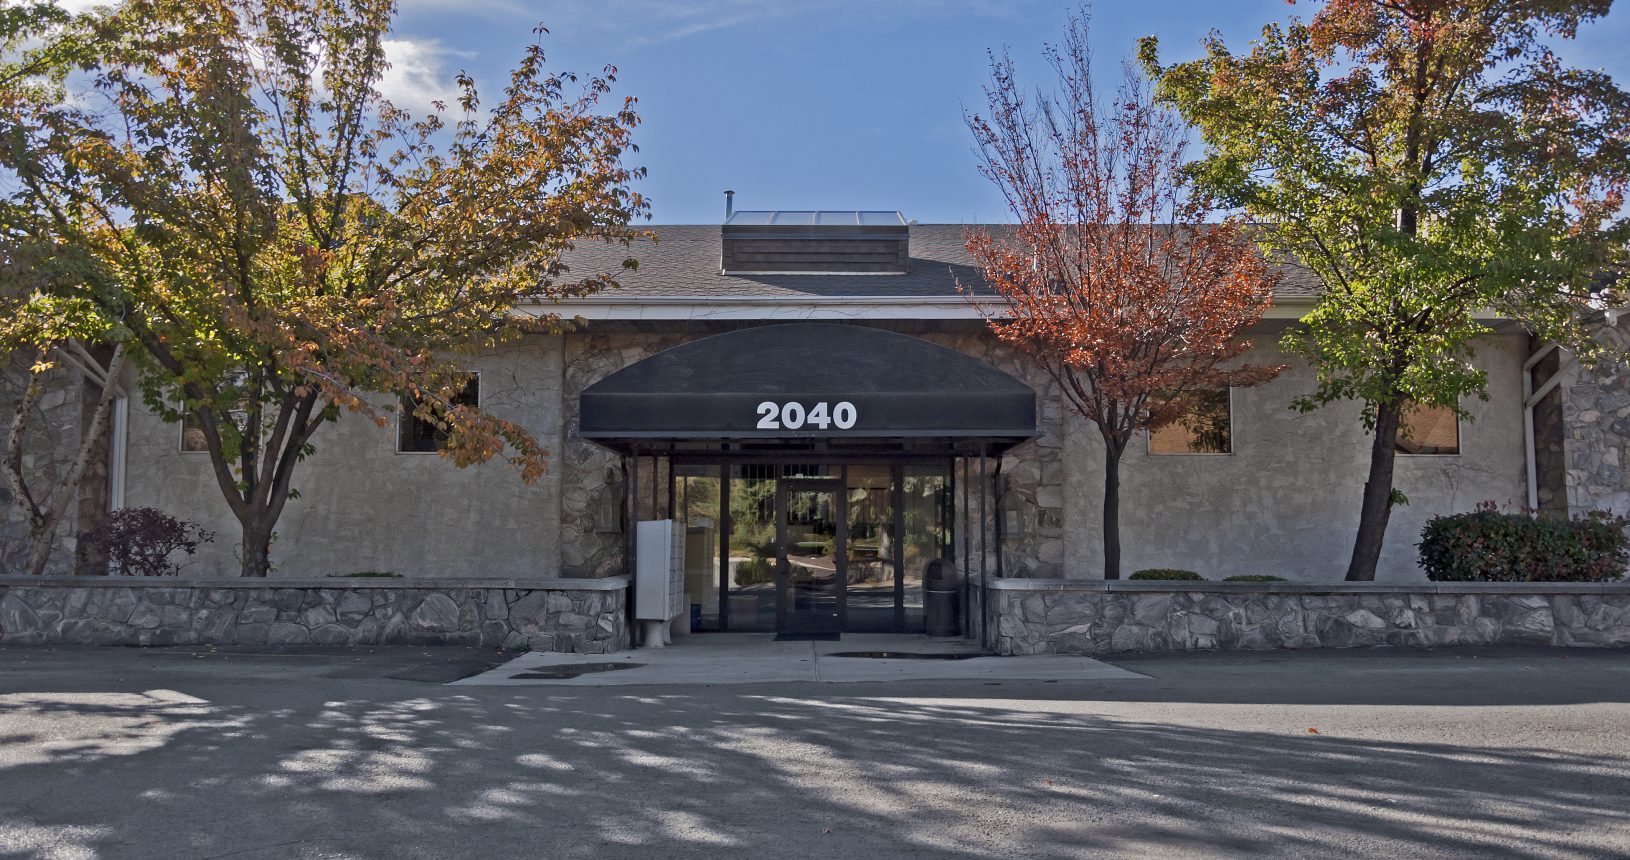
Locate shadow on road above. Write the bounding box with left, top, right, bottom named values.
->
left=0, top=650, right=1627, bottom=858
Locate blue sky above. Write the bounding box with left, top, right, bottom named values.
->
left=380, top=0, right=1630, bottom=225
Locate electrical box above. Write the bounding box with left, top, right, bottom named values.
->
left=634, top=519, right=684, bottom=622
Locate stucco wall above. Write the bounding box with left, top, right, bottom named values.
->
left=17, top=323, right=1553, bottom=584
left=120, top=336, right=566, bottom=578
left=1062, top=333, right=1531, bottom=582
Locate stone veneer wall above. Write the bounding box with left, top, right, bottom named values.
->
left=560, top=328, right=692, bottom=578
left=0, top=576, right=628, bottom=652
left=917, top=331, right=1064, bottom=580
left=990, top=579, right=1630, bottom=656
left=1563, top=324, right=1630, bottom=515
left=0, top=358, right=87, bottom=576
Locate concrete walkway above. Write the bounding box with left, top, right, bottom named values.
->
left=453, top=633, right=1147, bottom=686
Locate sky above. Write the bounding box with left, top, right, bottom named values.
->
left=65, top=0, right=1630, bottom=225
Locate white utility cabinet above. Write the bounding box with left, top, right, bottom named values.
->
left=634, top=519, right=685, bottom=647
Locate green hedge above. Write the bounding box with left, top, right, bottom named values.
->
left=1128, top=569, right=1205, bottom=581
left=1223, top=575, right=1287, bottom=582
left=1418, top=505, right=1630, bottom=583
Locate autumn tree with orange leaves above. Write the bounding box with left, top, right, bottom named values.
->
left=965, top=13, right=1282, bottom=580
left=0, top=0, right=648, bottom=576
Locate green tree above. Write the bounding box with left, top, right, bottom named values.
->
left=0, top=0, right=649, bottom=576
left=1142, top=0, right=1630, bottom=580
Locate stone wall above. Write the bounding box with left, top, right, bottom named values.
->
left=1563, top=324, right=1630, bottom=515
left=916, top=330, right=1063, bottom=580
left=0, top=357, right=87, bottom=577
left=989, top=579, right=1630, bottom=656
left=0, top=576, right=628, bottom=652
left=560, top=327, right=693, bottom=578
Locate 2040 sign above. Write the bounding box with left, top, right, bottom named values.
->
left=755, top=400, right=857, bottom=431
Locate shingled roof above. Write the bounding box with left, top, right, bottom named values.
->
left=552, top=224, right=1323, bottom=300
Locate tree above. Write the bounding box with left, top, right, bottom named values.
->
left=965, top=13, right=1283, bottom=580
left=1142, top=0, right=1630, bottom=580
left=0, top=0, right=649, bottom=576
left=1, top=1, right=131, bottom=577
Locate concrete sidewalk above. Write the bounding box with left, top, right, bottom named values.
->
left=454, top=633, right=1148, bottom=685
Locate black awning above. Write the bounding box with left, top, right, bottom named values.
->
left=579, top=323, right=1038, bottom=454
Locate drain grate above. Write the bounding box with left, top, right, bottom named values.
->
left=828, top=651, right=984, bottom=660
left=511, top=662, right=643, bottom=679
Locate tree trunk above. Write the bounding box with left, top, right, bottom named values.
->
left=24, top=528, right=57, bottom=578
left=73, top=394, right=113, bottom=575
left=1103, top=442, right=1123, bottom=581
left=240, top=516, right=274, bottom=578
left=18, top=345, right=127, bottom=577
left=4, top=367, right=45, bottom=574
left=1346, top=397, right=1404, bottom=582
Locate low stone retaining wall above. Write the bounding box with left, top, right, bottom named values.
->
left=0, top=576, right=628, bottom=652
left=989, top=579, right=1630, bottom=656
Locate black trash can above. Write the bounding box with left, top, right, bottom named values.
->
left=924, top=558, right=961, bottom=638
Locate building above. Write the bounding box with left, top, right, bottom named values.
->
left=3, top=208, right=1626, bottom=642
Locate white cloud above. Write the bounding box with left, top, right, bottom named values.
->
left=377, top=38, right=470, bottom=113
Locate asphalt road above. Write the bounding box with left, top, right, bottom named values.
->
left=1, top=644, right=1628, bottom=859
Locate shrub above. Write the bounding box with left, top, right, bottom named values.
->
left=1223, top=575, right=1287, bottom=582
left=1128, top=568, right=1205, bottom=581
left=92, top=507, right=214, bottom=576
left=734, top=557, right=773, bottom=586
left=1418, top=503, right=1630, bottom=583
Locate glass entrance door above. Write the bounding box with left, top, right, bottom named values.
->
left=776, top=480, right=845, bottom=635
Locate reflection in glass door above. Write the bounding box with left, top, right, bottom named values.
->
left=678, top=461, right=951, bottom=634
left=844, top=465, right=897, bottom=632
left=776, top=480, right=845, bottom=635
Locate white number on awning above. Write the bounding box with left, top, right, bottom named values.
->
left=754, top=401, right=857, bottom=431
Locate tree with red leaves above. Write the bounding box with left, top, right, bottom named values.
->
left=965, top=12, right=1283, bottom=580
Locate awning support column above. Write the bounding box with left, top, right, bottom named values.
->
left=960, top=455, right=972, bottom=639
left=979, top=443, right=989, bottom=651
left=627, top=450, right=640, bottom=645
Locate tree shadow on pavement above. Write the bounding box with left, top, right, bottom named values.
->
left=0, top=680, right=1626, bottom=859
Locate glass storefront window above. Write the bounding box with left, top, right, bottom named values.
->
left=844, top=465, right=898, bottom=632
left=902, top=466, right=952, bottom=630
left=675, top=461, right=954, bottom=634
left=725, top=465, right=779, bottom=631
left=675, top=465, right=722, bottom=631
